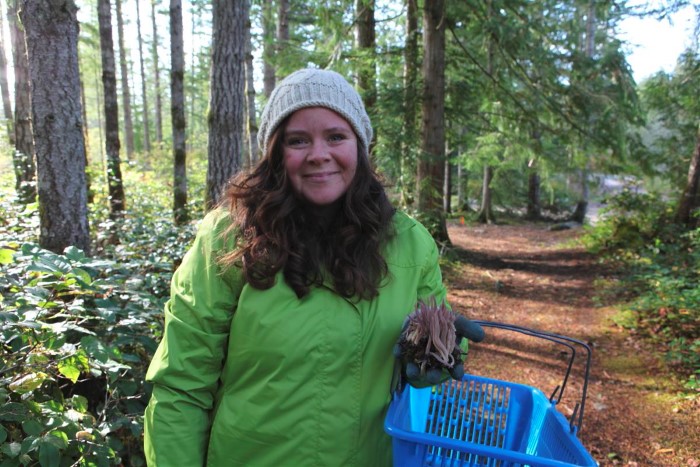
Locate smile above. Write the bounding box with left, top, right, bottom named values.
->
left=303, top=172, right=338, bottom=181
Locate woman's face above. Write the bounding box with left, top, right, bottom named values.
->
left=282, top=107, right=358, bottom=207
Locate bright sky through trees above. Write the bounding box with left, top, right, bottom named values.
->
left=618, top=3, right=697, bottom=82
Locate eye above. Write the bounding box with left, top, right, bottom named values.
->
left=285, top=135, right=308, bottom=147
left=328, top=133, right=347, bottom=143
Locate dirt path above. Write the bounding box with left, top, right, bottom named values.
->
left=444, top=221, right=699, bottom=466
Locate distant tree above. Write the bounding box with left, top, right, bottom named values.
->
left=354, top=0, right=376, bottom=114
left=170, top=0, right=187, bottom=224
left=476, top=0, right=497, bottom=225
left=418, top=0, right=449, bottom=242
left=20, top=0, right=90, bottom=253
left=135, top=0, right=151, bottom=152
left=677, top=131, right=700, bottom=228
left=0, top=7, right=14, bottom=146
left=206, top=0, right=246, bottom=209
left=151, top=0, right=163, bottom=144
left=399, top=0, right=418, bottom=205
left=244, top=0, right=258, bottom=167
left=8, top=0, right=35, bottom=203
left=261, top=0, right=275, bottom=98
left=115, top=0, right=135, bottom=160
left=98, top=0, right=126, bottom=220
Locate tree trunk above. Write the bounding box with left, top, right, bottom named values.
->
left=417, top=0, right=449, bottom=243
left=0, top=10, right=14, bottom=146
left=477, top=0, right=497, bottom=225
left=115, top=0, right=135, bottom=160
left=400, top=0, right=418, bottom=206
left=206, top=0, right=246, bottom=210
left=135, top=0, right=151, bottom=152
left=443, top=158, right=452, bottom=214
left=170, top=0, right=188, bottom=224
left=457, top=163, right=469, bottom=211
left=244, top=0, right=258, bottom=167
left=261, top=0, right=275, bottom=98
left=572, top=0, right=596, bottom=223
left=275, top=0, right=288, bottom=75
left=8, top=0, right=36, bottom=203
left=98, top=0, right=125, bottom=220
left=675, top=129, right=700, bottom=228
left=20, top=0, right=90, bottom=253
left=570, top=167, right=589, bottom=223
left=151, top=0, right=163, bottom=144
left=477, top=165, right=496, bottom=224
left=526, top=168, right=541, bottom=220
left=354, top=0, right=376, bottom=115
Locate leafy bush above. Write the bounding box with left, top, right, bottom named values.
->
left=0, top=167, right=202, bottom=466
left=583, top=190, right=700, bottom=385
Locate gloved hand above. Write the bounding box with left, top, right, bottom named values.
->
left=393, top=312, right=485, bottom=389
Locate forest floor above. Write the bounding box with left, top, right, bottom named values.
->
left=443, top=219, right=699, bottom=466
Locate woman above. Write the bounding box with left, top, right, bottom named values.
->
left=144, top=68, right=480, bottom=466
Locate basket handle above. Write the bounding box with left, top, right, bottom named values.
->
left=470, top=320, right=592, bottom=434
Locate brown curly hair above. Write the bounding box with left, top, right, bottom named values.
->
left=218, top=123, right=395, bottom=300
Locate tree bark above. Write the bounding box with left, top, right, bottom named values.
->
left=526, top=169, right=541, bottom=220
left=0, top=9, right=14, bottom=146
left=572, top=0, right=596, bottom=223
left=115, top=0, right=135, bottom=160
left=354, top=0, right=376, bottom=115
left=135, top=0, right=151, bottom=152
left=98, top=0, right=126, bottom=220
left=244, top=0, right=258, bottom=167
left=170, top=0, right=188, bottom=224
left=417, top=0, right=449, bottom=243
left=206, top=0, right=246, bottom=210
left=675, top=129, right=700, bottom=228
left=477, top=0, right=497, bottom=225
left=151, top=0, right=163, bottom=144
left=477, top=165, right=495, bottom=224
left=20, top=0, right=90, bottom=253
left=8, top=0, right=35, bottom=203
left=400, top=0, right=418, bottom=206
left=261, top=0, right=275, bottom=98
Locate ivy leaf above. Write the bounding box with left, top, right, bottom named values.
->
left=0, top=248, right=14, bottom=265
left=38, top=439, right=60, bottom=467
left=22, top=420, right=44, bottom=437
left=1, top=441, right=21, bottom=458
left=57, top=352, right=89, bottom=383
left=8, top=373, right=48, bottom=395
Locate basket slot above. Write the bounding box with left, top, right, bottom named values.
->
left=425, top=380, right=514, bottom=466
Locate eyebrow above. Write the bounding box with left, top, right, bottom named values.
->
left=284, top=126, right=353, bottom=135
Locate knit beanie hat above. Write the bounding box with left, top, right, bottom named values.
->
left=257, top=68, right=373, bottom=156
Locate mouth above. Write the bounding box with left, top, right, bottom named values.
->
left=303, top=171, right=338, bottom=181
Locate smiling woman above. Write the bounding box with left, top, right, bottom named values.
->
left=142, top=66, right=484, bottom=466
left=282, top=107, right=359, bottom=207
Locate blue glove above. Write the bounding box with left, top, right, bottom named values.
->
left=393, top=314, right=485, bottom=389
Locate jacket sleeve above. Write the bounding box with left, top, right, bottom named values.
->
left=144, top=209, right=242, bottom=466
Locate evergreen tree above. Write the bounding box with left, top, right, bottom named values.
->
left=206, top=0, right=246, bottom=209
left=20, top=0, right=90, bottom=253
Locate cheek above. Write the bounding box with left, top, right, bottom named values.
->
left=283, top=152, right=303, bottom=178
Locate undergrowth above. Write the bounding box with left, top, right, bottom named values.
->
left=581, top=189, right=700, bottom=394
left=0, top=160, right=204, bottom=466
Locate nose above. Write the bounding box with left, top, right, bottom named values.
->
left=306, top=140, right=331, bottom=163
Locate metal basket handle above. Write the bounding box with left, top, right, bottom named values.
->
left=470, top=320, right=592, bottom=434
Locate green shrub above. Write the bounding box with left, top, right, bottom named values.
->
left=0, top=167, right=201, bottom=466
left=583, top=190, right=700, bottom=385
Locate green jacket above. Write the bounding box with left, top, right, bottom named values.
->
left=144, top=208, right=448, bottom=466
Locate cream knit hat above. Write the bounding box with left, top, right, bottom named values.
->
left=257, top=68, right=373, bottom=156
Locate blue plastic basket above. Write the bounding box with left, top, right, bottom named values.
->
left=385, top=322, right=598, bottom=467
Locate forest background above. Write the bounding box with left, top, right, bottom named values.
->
left=0, top=0, right=699, bottom=465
